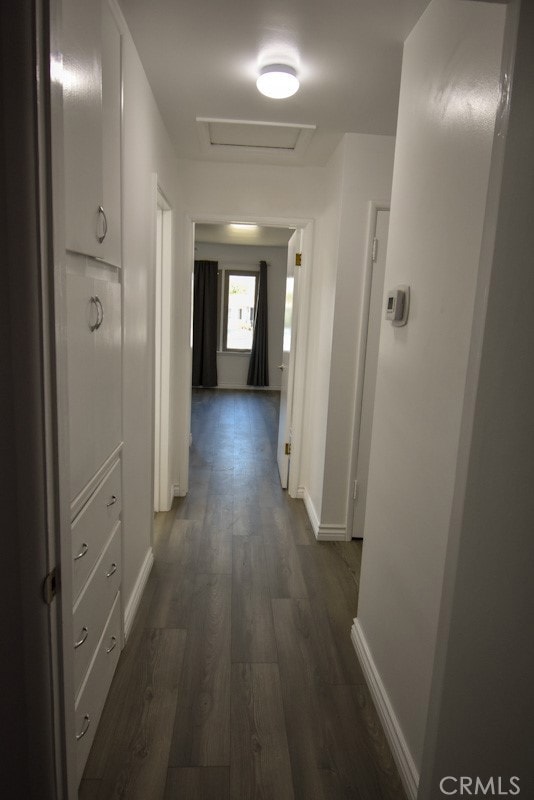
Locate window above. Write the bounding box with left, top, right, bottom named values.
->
left=221, top=270, right=258, bottom=351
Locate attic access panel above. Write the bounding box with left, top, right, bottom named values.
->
left=196, top=117, right=316, bottom=158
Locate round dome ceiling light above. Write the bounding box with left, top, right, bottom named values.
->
left=256, top=64, right=299, bottom=99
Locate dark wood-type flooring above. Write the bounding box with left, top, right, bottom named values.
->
left=80, top=389, right=407, bottom=800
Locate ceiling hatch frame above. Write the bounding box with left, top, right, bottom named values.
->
left=196, top=117, right=316, bottom=159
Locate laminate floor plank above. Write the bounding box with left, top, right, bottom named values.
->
left=169, top=572, right=231, bottom=766
left=84, top=628, right=187, bottom=800
left=271, top=599, right=342, bottom=800
left=262, top=526, right=309, bottom=599
left=350, top=684, right=407, bottom=799
left=164, top=767, right=230, bottom=800
left=197, top=496, right=234, bottom=574
left=141, top=561, right=196, bottom=630
left=78, top=779, right=101, bottom=799
left=232, top=536, right=278, bottom=663
left=155, top=519, right=202, bottom=570
left=231, top=663, right=295, bottom=800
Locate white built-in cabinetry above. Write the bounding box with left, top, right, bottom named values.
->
left=62, top=0, right=123, bottom=786
left=63, top=0, right=121, bottom=266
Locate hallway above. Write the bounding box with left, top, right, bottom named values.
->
left=80, top=390, right=406, bottom=799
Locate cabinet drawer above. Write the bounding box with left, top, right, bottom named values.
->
left=72, top=459, right=121, bottom=601
left=75, top=592, right=121, bottom=785
left=73, top=522, right=121, bottom=696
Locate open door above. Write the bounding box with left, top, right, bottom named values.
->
left=277, top=229, right=302, bottom=488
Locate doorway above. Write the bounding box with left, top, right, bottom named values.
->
left=153, top=189, right=173, bottom=512
left=349, top=205, right=390, bottom=539
left=187, top=217, right=313, bottom=499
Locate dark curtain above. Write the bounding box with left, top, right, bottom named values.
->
left=192, top=260, right=218, bottom=387
left=247, top=260, right=269, bottom=386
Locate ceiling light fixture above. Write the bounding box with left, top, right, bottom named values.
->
left=256, top=64, right=299, bottom=99
left=229, top=223, right=258, bottom=230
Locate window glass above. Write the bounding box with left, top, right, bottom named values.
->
left=224, top=272, right=257, bottom=350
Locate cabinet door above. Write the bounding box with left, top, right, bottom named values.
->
left=62, top=0, right=103, bottom=257
left=100, top=0, right=122, bottom=267
left=93, top=278, right=122, bottom=468
left=67, top=274, right=97, bottom=499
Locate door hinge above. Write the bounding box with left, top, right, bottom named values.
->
left=285, top=442, right=291, bottom=456
left=371, top=237, right=378, bottom=263
left=295, top=252, right=302, bottom=267
left=43, top=567, right=58, bottom=605
left=353, top=480, right=359, bottom=502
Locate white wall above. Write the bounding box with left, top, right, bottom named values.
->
left=299, top=133, right=395, bottom=533
left=299, top=141, right=344, bottom=517
left=321, top=133, right=395, bottom=528
left=194, top=242, right=288, bottom=390
left=355, top=0, right=506, bottom=785
left=419, top=2, right=534, bottom=795
left=112, top=2, right=185, bottom=615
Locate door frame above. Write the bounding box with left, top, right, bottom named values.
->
left=152, top=185, right=174, bottom=512
left=346, top=201, right=390, bottom=540
left=185, top=214, right=314, bottom=499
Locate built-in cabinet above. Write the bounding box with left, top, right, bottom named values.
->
left=61, top=0, right=123, bottom=787
left=67, top=273, right=121, bottom=500
left=63, top=0, right=121, bottom=266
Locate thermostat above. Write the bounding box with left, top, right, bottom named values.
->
left=385, top=285, right=410, bottom=327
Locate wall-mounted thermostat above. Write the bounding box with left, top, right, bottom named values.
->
left=385, top=285, right=410, bottom=327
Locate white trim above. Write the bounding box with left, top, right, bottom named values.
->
left=295, top=486, right=305, bottom=500
left=214, top=383, right=281, bottom=392
left=188, top=213, right=314, bottom=501
left=303, top=488, right=320, bottom=532
left=315, top=526, right=347, bottom=542
left=346, top=201, right=390, bottom=541
left=173, top=483, right=186, bottom=498
left=351, top=619, right=419, bottom=800
left=196, top=117, right=315, bottom=161
left=303, top=488, right=347, bottom=541
left=123, top=548, right=154, bottom=640
left=153, top=186, right=174, bottom=514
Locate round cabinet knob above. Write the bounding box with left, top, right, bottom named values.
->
left=278, top=364, right=285, bottom=370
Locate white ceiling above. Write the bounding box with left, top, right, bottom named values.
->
left=118, top=0, right=430, bottom=166
left=195, top=223, right=294, bottom=247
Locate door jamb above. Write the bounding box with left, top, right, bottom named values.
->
left=152, top=186, right=173, bottom=513
left=346, top=201, right=390, bottom=540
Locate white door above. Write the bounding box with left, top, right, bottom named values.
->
left=93, top=277, right=122, bottom=470
left=277, top=230, right=301, bottom=488
left=352, top=209, right=390, bottom=538
left=67, top=273, right=97, bottom=499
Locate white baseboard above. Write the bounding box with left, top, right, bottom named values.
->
left=315, top=526, right=347, bottom=541
left=351, top=619, right=419, bottom=800
left=204, top=383, right=281, bottom=392
left=172, top=483, right=186, bottom=498
left=295, top=486, right=305, bottom=500
left=303, top=488, right=347, bottom=541
left=123, top=548, right=154, bottom=640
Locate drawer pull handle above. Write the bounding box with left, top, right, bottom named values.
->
left=96, top=205, right=108, bottom=243
left=106, top=635, right=118, bottom=654
left=94, top=295, right=104, bottom=330
left=74, top=626, right=88, bottom=649
left=106, top=562, right=117, bottom=578
left=89, top=296, right=104, bottom=332
left=106, top=494, right=118, bottom=508
left=74, top=542, right=88, bottom=561
left=76, top=714, right=90, bottom=741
